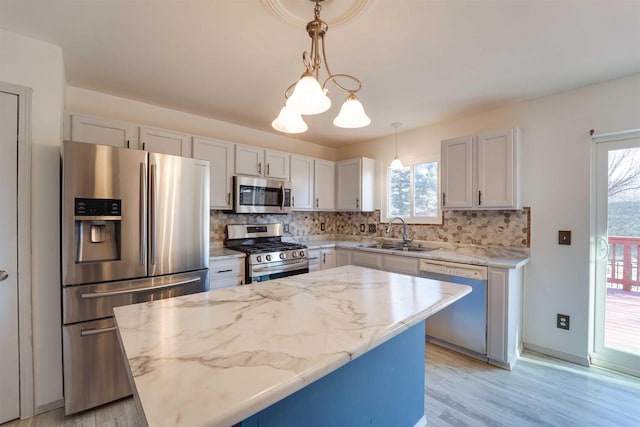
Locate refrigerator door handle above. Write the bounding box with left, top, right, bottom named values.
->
left=150, top=163, right=157, bottom=265
left=80, top=326, right=117, bottom=336
left=139, top=162, right=147, bottom=266
left=80, top=277, right=202, bottom=299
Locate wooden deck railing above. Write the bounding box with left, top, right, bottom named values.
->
left=607, top=236, right=640, bottom=293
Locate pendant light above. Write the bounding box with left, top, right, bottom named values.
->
left=390, top=122, right=404, bottom=169
left=272, top=0, right=371, bottom=133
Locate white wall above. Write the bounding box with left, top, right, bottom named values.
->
left=0, top=29, right=65, bottom=410
left=66, top=87, right=337, bottom=161
left=339, top=73, right=640, bottom=362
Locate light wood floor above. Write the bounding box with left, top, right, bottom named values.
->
left=4, top=344, right=640, bottom=427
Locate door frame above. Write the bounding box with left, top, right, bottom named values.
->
left=589, top=128, right=640, bottom=377
left=0, top=81, right=34, bottom=418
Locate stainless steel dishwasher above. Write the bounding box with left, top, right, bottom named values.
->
left=419, top=259, right=488, bottom=359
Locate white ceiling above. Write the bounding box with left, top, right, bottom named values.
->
left=1, top=0, right=639, bottom=147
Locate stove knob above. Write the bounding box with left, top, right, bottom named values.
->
left=266, top=254, right=272, bottom=261
left=292, top=251, right=297, bottom=258
left=257, top=255, right=262, bottom=263
left=279, top=253, right=286, bottom=260
left=299, top=250, right=305, bottom=257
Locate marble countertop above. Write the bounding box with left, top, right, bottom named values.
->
left=209, top=247, right=245, bottom=260
left=305, top=240, right=529, bottom=269
left=114, top=266, right=471, bottom=427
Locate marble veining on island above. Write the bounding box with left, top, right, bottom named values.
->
left=114, top=265, right=471, bottom=427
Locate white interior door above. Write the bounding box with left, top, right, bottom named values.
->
left=0, top=90, right=20, bottom=423
left=592, top=130, right=640, bottom=377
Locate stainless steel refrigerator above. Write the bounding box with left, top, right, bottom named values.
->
left=61, top=140, right=210, bottom=414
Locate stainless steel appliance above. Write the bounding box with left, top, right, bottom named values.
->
left=419, top=259, right=488, bottom=359
left=233, top=176, right=292, bottom=214
left=61, top=140, right=210, bottom=415
left=226, top=224, right=308, bottom=284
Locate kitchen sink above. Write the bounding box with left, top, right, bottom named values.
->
left=357, top=243, right=432, bottom=252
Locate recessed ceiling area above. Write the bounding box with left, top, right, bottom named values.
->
left=0, top=1, right=638, bottom=147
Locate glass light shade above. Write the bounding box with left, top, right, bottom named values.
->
left=390, top=156, right=404, bottom=169
left=333, top=93, right=371, bottom=128
left=286, top=73, right=331, bottom=115
left=271, top=106, right=308, bottom=134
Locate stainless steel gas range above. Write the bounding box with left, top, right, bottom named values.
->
left=226, top=224, right=308, bottom=284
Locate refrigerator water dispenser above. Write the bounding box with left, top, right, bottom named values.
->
left=74, top=198, right=122, bottom=263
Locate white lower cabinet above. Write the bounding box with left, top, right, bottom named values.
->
left=382, top=255, right=419, bottom=276
left=350, top=251, right=383, bottom=270
left=336, top=249, right=351, bottom=267
left=308, top=248, right=336, bottom=272
left=209, top=258, right=244, bottom=290
left=487, top=267, right=524, bottom=369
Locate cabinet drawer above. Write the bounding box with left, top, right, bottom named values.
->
left=209, top=258, right=244, bottom=280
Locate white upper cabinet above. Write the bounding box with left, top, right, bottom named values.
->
left=235, top=144, right=290, bottom=180
left=314, top=159, right=335, bottom=211
left=290, top=155, right=315, bottom=210
left=192, top=137, right=234, bottom=209
left=477, top=129, right=520, bottom=209
left=336, top=157, right=375, bottom=211
left=139, top=126, right=190, bottom=157
left=235, top=144, right=263, bottom=177
left=264, top=150, right=290, bottom=180
left=441, top=128, right=521, bottom=210
left=441, top=135, right=474, bottom=209
left=70, top=113, right=137, bottom=148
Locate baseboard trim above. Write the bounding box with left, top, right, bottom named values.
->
left=523, top=343, right=590, bottom=367
left=414, top=415, right=427, bottom=427
left=34, top=398, right=64, bottom=416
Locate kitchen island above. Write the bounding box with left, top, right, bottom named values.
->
left=113, top=265, right=471, bottom=427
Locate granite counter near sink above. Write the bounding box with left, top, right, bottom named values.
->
left=114, top=266, right=471, bottom=427
left=300, top=239, right=529, bottom=269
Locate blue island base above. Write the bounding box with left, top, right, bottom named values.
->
left=241, top=322, right=426, bottom=427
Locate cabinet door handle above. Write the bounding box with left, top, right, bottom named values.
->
left=356, top=197, right=359, bottom=209
left=227, top=192, right=231, bottom=205
left=142, top=142, right=146, bottom=151
left=323, top=253, right=326, bottom=264
left=126, top=140, right=130, bottom=149
left=216, top=269, right=232, bottom=273
left=315, top=197, right=319, bottom=208
left=258, top=162, right=262, bottom=175
left=442, top=192, right=446, bottom=207
left=478, top=190, right=482, bottom=206
left=266, top=163, right=270, bottom=176
left=292, top=195, right=295, bottom=207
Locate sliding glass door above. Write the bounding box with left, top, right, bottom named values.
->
left=592, top=130, right=640, bottom=377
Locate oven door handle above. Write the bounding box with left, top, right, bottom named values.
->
left=80, top=277, right=201, bottom=299
left=252, top=260, right=308, bottom=273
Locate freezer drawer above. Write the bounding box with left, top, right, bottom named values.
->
left=63, top=318, right=131, bottom=415
left=63, top=269, right=208, bottom=324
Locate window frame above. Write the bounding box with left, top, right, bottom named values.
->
left=381, top=156, right=443, bottom=225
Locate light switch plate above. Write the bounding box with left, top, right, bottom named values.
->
left=559, top=230, right=571, bottom=245
left=283, top=224, right=289, bottom=233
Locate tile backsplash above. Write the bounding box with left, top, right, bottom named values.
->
left=211, top=207, right=530, bottom=248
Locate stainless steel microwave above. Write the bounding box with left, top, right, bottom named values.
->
left=233, top=176, right=292, bottom=214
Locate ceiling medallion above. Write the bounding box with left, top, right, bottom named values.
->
left=261, top=0, right=370, bottom=29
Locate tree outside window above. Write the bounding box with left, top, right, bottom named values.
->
left=385, top=160, right=441, bottom=224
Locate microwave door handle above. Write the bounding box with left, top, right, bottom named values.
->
left=281, top=183, right=285, bottom=211
left=139, top=162, right=147, bottom=265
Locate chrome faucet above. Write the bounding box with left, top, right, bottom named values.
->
left=386, top=217, right=413, bottom=245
